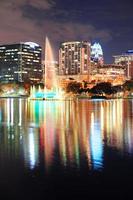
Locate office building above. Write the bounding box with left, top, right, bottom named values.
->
left=89, top=42, right=104, bottom=76
left=0, top=42, right=42, bottom=83
left=91, top=64, right=126, bottom=85
left=114, top=50, right=133, bottom=79
left=91, top=42, right=104, bottom=64
left=59, top=41, right=91, bottom=76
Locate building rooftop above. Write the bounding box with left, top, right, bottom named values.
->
left=113, top=50, right=133, bottom=57
left=98, top=64, right=125, bottom=69
left=0, top=42, right=40, bottom=48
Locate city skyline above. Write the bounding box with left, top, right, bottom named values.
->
left=0, top=1, right=133, bottom=198
left=0, top=0, right=133, bottom=63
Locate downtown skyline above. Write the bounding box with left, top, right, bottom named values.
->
left=0, top=0, right=133, bottom=63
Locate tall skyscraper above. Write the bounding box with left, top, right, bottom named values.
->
left=114, top=50, right=133, bottom=79
left=0, top=42, right=42, bottom=83
left=59, top=41, right=91, bottom=75
left=91, top=42, right=104, bottom=65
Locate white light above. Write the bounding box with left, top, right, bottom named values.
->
left=11, top=99, right=14, bottom=125
left=29, top=132, right=36, bottom=169
left=91, top=42, right=103, bottom=59
left=7, top=99, right=10, bottom=125
left=25, top=42, right=39, bottom=49
left=18, top=99, right=22, bottom=126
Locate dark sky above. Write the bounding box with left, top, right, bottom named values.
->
left=0, top=0, right=133, bottom=63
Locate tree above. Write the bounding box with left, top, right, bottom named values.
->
left=83, top=80, right=88, bottom=89
left=66, top=81, right=82, bottom=94
left=112, top=85, right=122, bottom=94
left=90, top=82, right=113, bottom=95
left=123, top=80, right=133, bottom=91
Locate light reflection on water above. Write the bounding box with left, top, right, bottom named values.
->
left=0, top=98, right=133, bottom=172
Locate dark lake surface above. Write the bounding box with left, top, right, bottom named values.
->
left=0, top=98, right=133, bottom=199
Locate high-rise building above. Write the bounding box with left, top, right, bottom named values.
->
left=91, top=42, right=104, bottom=64
left=59, top=41, right=91, bottom=75
left=114, top=50, right=133, bottom=79
left=0, top=42, right=42, bottom=83
left=90, top=42, right=104, bottom=76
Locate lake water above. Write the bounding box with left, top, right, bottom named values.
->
left=0, top=98, right=133, bottom=199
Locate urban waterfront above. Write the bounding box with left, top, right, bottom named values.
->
left=0, top=98, right=133, bottom=198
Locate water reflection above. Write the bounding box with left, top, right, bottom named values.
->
left=90, top=112, right=103, bottom=170
left=0, top=99, right=133, bottom=171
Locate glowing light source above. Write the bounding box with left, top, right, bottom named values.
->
left=29, top=132, right=36, bottom=169
left=24, top=42, right=39, bottom=48
left=91, top=42, right=104, bottom=64
left=90, top=112, right=103, bottom=170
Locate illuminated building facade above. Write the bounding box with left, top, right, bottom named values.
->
left=91, top=42, right=104, bottom=65
left=0, top=42, right=42, bottom=83
left=59, top=41, right=91, bottom=76
left=90, top=42, right=104, bottom=76
left=91, top=64, right=126, bottom=85
left=114, top=50, right=133, bottom=79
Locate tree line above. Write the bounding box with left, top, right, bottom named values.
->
left=66, top=80, right=133, bottom=96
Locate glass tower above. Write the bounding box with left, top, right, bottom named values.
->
left=0, top=42, right=42, bottom=83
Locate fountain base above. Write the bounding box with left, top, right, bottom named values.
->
left=29, top=90, right=66, bottom=101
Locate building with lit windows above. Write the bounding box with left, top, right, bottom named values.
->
left=91, top=42, right=104, bottom=64
left=114, top=50, right=133, bottom=79
left=59, top=41, right=91, bottom=76
left=0, top=42, right=42, bottom=83
left=90, top=42, right=104, bottom=76
left=91, top=64, right=126, bottom=85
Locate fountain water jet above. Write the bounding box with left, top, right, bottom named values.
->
left=30, top=37, right=64, bottom=100
left=45, top=37, right=57, bottom=91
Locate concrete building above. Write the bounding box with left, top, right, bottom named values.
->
left=91, top=64, right=126, bottom=85
left=0, top=42, right=42, bottom=83
left=59, top=41, right=91, bottom=76
left=114, top=50, right=133, bottom=79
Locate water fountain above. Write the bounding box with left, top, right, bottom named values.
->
left=30, top=37, right=64, bottom=100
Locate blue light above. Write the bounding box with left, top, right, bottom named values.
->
left=90, top=113, right=103, bottom=170
left=126, top=50, right=133, bottom=54
left=34, top=92, right=57, bottom=99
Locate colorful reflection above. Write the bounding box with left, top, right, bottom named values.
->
left=90, top=112, right=103, bottom=170
left=0, top=99, right=133, bottom=171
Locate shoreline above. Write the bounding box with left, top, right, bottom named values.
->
left=0, top=95, right=133, bottom=100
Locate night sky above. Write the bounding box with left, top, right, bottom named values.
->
left=0, top=0, right=133, bottom=63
